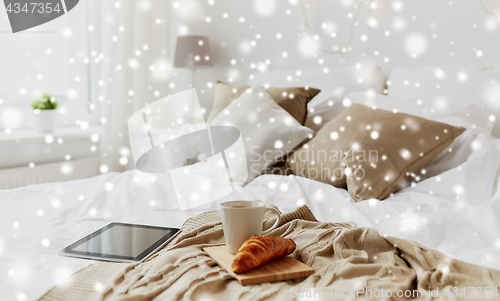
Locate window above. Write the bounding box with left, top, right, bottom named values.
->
left=0, top=0, right=99, bottom=131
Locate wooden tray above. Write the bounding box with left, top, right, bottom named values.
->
left=203, top=245, right=314, bottom=285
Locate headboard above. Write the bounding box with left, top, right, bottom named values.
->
left=387, top=65, right=500, bottom=138
left=249, top=64, right=500, bottom=138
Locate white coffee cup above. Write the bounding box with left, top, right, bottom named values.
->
left=220, top=200, right=281, bottom=254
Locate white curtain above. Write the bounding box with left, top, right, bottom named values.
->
left=93, top=0, right=170, bottom=172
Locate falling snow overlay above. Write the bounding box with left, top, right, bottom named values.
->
left=1, top=0, right=500, bottom=300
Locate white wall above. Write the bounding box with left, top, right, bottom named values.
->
left=167, top=0, right=500, bottom=113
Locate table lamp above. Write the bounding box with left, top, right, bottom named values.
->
left=173, top=35, right=213, bottom=88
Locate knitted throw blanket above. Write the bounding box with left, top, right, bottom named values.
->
left=40, top=205, right=500, bottom=301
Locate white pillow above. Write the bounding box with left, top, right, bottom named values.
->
left=248, top=65, right=387, bottom=132
left=422, top=125, right=484, bottom=179
left=156, top=123, right=207, bottom=169
left=387, top=65, right=500, bottom=135
left=210, top=84, right=313, bottom=182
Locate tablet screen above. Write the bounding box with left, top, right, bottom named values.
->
left=61, top=223, right=180, bottom=261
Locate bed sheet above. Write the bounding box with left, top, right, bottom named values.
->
left=1, top=129, right=500, bottom=301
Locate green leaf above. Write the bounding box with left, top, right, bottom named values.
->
left=32, top=93, right=58, bottom=110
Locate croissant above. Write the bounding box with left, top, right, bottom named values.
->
left=231, top=235, right=296, bottom=274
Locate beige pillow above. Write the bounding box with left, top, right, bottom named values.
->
left=287, top=104, right=465, bottom=202
left=207, top=81, right=321, bottom=125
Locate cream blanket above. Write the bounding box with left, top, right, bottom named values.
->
left=40, top=206, right=500, bottom=300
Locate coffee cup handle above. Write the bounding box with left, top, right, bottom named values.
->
left=261, top=205, right=281, bottom=235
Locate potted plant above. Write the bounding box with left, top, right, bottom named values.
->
left=32, top=93, right=58, bottom=133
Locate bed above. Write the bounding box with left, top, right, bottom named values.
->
left=1, top=65, right=500, bottom=300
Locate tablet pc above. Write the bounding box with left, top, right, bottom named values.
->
left=59, top=222, right=180, bottom=262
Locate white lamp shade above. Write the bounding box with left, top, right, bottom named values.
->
left=173, top=35, right=213, bottom=68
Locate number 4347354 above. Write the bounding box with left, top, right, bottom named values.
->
left=443, top=287, right=499, bottom=298
left=5, top=2, right=61, bottom=14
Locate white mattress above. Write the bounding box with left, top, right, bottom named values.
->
left=1, top=127, right=500, bottom=301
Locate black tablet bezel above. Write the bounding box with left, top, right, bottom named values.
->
left=60, top=222, right=180, bottom=261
